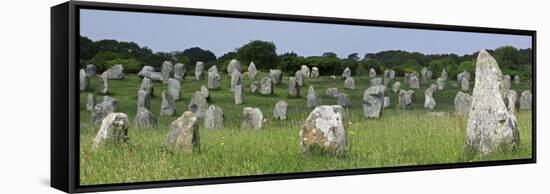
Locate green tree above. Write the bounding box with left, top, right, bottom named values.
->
left=347, top=53, right=360, bottom=61
left=236, top=40, right=279, bottom=70
left=177, top=47, right=216, bottom=65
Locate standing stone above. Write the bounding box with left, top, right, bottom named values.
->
left=454, top=91, right=472, bottom=115
left=204, top=105, right=224, bottom=129
left=441, top=69, right=448, bottom=81
left=370, top=77, right=383, bottom=86
left=100, top=64, right=124, bottom=80
left=200, top=85, right=210, bottom=100
left=227, top=59, right=242, bottom=75
left=383, top=69, right=392, bottom=86
left=311, top=67, right=319, bottom=78
left=514, top=75, right=520, bottom=85
left=91, top=96, right=118, bottom=124
left=174, top=63, right=186, bottom=80
left=336, top=93, right=351, bottom=107
left=135, top=107, right=157, bottom=129
left=167, top=78, right=181, bottom=100
left=160, top=91, right=176, bottom=116
left=307, top=86, right=321, bottom=108
left=242, top=107, right=264, bottom=129
left=299, top=105, right=347, bottom=155
left=273, top=100, right=289, bottom=120
left=260, top=77, right=273, bottom=95
left=461, top=78, right=470, bottom=91
left=99, top=76, right=109, bottom=95
left=139, top=77, right=154, bottom=96
left=420, top=67, right=432, bottom=84
left=520, top=90, right=532, bottom=110
left=408, top=75, right=420, bottom=89
left=161, top=61, right=174, bottom=83
left=188, top=91, right=209, bottom=118
left=392, top=82, right=401, bottom=93
left=466, top=50, right=519, bottom=155
left=269, top=69, right=282, bottom=85
left=86, top=64, right=97, bottom=77
left=457, top=70, right=471, bottom=85
left=398, top=90, right=412, bottom=109
left=344, top=77, right=356, bottom=90
left=288, top=76, right=301, bottom=97
left=389, top=70, right=396, bottom=80
left=92, top=112, right=129, bottom=149
left=195, top=61, right=205, bottom=80
left=295, top=70, right=304, bottom=86
left=342, top=67, right=351, bottom=78
left=207, top=71, right=221, bottom=89
left=166, top=111, right=200, bottom=153
left=505, top=90, right=518, bottom=114
left=503, top=75, right=511, bottom=91
left=137, top=89, right=151, bottom=111
left=234, top=84, right=243, bottom=105
left=369, top=68, right=376, bottom=78
left=80, top=69, right=90, bottom=91
left=230, top=69, right=243, bottom=92
left=408, top=90, right=416, bottom=102
left=148, top=72, right=164, bottom=81
left=383, top=96, right=390, bottom=108
left=86, top=93, right=96, bottom=111
left=301, top=65, right=311, bottom=78
left=248, top=62, right=257, bottom=80
left=436, top=77, right=445, bottom=90
left=208, top=65, right=218, bottom=74
left=325, top=87, right=339, bottom=98
left=424, top=87, right=436, bottom=110
left=362, top=86, right=384, bottom=118
left=251, top=81, right=259, bottom=93
left=137, top=66, right=155, bottom=78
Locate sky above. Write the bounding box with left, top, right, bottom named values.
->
left=80, top=9, right=532, bottom=58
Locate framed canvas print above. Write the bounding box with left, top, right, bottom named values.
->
left=51, top=1, right=536, bottom=193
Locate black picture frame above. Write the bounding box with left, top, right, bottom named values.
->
left=51, top=1, right=537, bottom=193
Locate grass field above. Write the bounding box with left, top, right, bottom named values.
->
left=79, top=71, right=532, bottom=185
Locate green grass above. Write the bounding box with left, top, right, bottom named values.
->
left=79, top=72, right=532, bottom=185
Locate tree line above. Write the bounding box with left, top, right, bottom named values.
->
left=80, top=35, right=533, bottom=80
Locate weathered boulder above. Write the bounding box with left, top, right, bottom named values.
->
left=520, top=90, right=532, bottom=110
left=188, top=91, right=209, bottom=118
left=295, top=70, right=304, bottom=86
left=307, top=85, right=321, bottom=108
left=461, top=78, right=470, bottom=91
left=174, top=63, right=186, bottom=80
left=457, top=70, right=471, bottom=85
left=392, top=82, right=401, bottom=93
left=227, top=59, right=242, bottom=75
left=420, top=67, right=433, bottom=84
left=269, top=69, right=282, bottom=85
left=454, top=91, right=472, bottom=115
left=195, top=61, right=205, bottom=80
left=207, top=71, right=221, bottom=89
left=242, top=107, right=264, bottom=129
left=160, top=91, right=176, bottom=116
left=363, top=86, right=384, bottom=118
left=161, top=61, right=174, bottom=83
left=424, top=87, right=436, bottom=110
left=135, top=107, right=157, bottom=129
left=208, top=65, right=218, bottom=74
left=137, top=89, right=151, bottom=111
left=167, top=78, right=181, bottom=100
left=234, top=84, right=243, bottom=105
left=148, top=72, right=164, bottom=81
left=371, top=77, right=382, bottom=86
left=299, top=105, right=347, bottom=155
left=311, top=67, right=319, bottom=78
left=465, top=50, right=519, bottom=155
left=137, top=66, right=155, bottom=78
left=408, top=75, right=420, bottom=89
left=398, top=89, right=412, bottom=109
left=288, top=76, right=301, bottom=97
left=230, top=69, right=243, bottom=92
left=248, top=62, right=257, bottom=80
left=92, top=112, right=129, bottom=149
left=342, top=67, right=351, bottom=78
left=204, top=105, right=224, bottom=129
left=260, top=77, right=273, bottom=95
left=139, top=77, right=154, bottom=96
left=514, top=75, right=520, bottom=85
left=86, top=93, right=96, bottom=111
left=336, top=93, right=351, bottom=107
left=100, top=64, right=124, bottom=80
left=273, top=100, right=288, bottom=120
left=505, top=90, right=518, bottom=114
left=80, top=69, right=90, bottom=91
left=369, top=68, right=376, bottom=78
left=251, top=81, right=259, bottom=93
left=200, top=85, right=210, bottom=100
left=86, top=64, right=97, bottom=77
left=383, top=96, right=390, bottom=108
left=91, top=96, right=117, bottom=124
left=503, top=75, right=511, bottom=92
left=99, top=76, right=109, bottom=94
left=325, top=87, right=339, bottom=98
left=166, top=111, right=200, bottom=153
left=301, top=65, right=311, bottom=78
left=344, top=77, right=356, bottom=90
left=436, top=77, right=445, bottom=90
left=440, top=69, right=448, bottom=81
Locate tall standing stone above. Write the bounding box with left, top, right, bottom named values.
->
left=362, top=86, right=384, bottom=118
left=461, top=79, right=470, bottom=91
left=520, top=90, right=532, bottom=110
left=166, top=111, right=200, bottom=153
left=234, top=84, right=243, bottom=105
left=200, top=85, right=210, bottom=100
left=230, top=69, right=243, bottom=92
left=135, top=107, right=157, bottom=129
left=160, top=91, right=176, bottom=116
left=457, top=70, right=471, bottom=85
left=503, top=75, right=511, bottom=92
left=301, top=65, right=311, bottom=78
left=99, top=76, right=109, bottom=95
left=300, top=105, right=347, bottom=155
left=424, top=87, right=436, bottom=110
left=242, top=107, right=264, bottom=129
left=188, top=91, right=209, bottom=118
left=139, top=77, right=154, bottom=96
left=398, top=89, right=412, bottom=109
left=80, top=69, right=89, bottom=91
left=248, top=61, right=257, bottom=80
left=207, top=71, right=221, bottom=89
left=307, top=85, right=321, bottom=108
left=100, top=64, right=124, bottom=80
left=383, top=96, right=390, bottom=108
left=251, top=81, right=259, bottom=93
left=392, top=82, right=401, bottom=93
left=295, top=70, right=304, bottom=86
left=408, top=75, right=420, bottom=89
left=441, top=69, right=448, bottom=81
left=260, top=77, right=273, bottom=95
left=137, top=89, right=151, bottom=111
left=505, top=90, right=518, bottom=114
left=288, top=76, right=300, bottom=97
left=454, top=91, right=472, bottom=115
left=86, top=64, right=97, bottom=77
left=208, top=65, right=218, bottom=74
left=420, top=67, right=432, bottom=85
left=342, top=67, right=351, bottom=78
left=273, top=100, right=288, bottom=120
left=514, top=75, right=520, bottom=85
left=86, top=93, right=96, bottom=111
left=195, top=61, right=205, bottom=80
left=167, top=78, right=181, bottom=100
left=466, top=50, right=519, bottom=155
left=436, top=77, right=445, bottom=90
left=344, top=77, right=356, bottom=90
left=174, top=63, right=186, bottom=80
left=92, top=112, right=129, bottom=149
left=161, top=61, right=174, bottom=83
left=369, top=68, right=376, bottom=78
left=91, top=96, right=118, bottom=124
left=227, top=59, right=242, bottom=75
left=269, top=69, right=282, bottom=85
left=311, top=67, right=319, bottom=78
left=204, top=105, right=224, bottom=129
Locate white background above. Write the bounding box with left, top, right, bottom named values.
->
left=0, top=0, right=547, bottom=193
